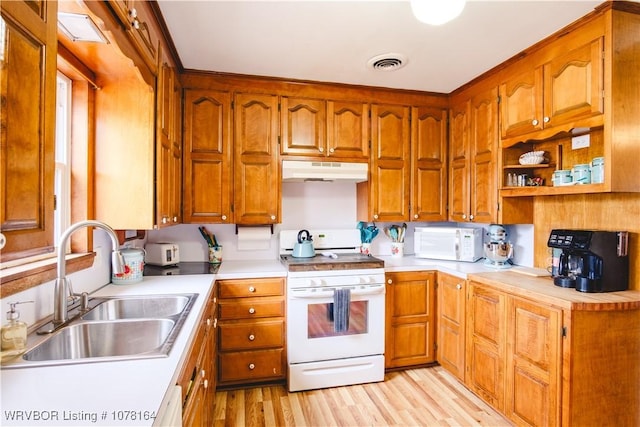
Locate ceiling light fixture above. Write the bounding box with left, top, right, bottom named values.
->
left=410, top=0, right=466, bottom=26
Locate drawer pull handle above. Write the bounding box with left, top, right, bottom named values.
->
left=249, top=286, right=256, bottom=293
left=248, top=363, right=255, bottom=370
left=248, top=307, right=256, bottom=314
left=248, top=334, right=255, bottom=341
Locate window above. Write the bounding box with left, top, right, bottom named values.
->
left=55, top=72, right=72, bottom=248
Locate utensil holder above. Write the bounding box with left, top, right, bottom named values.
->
left=391, top=242, right=404, bottom=258
left=208, top=246, right=222, bottom=264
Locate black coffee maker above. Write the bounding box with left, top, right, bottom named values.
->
left=547, top=229, right=629, bottom=292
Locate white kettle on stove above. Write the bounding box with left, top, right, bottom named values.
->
left=292, top=229, right=315, bottom=258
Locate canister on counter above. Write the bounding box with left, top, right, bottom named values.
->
left=591, top=157, right=604, bottom=183
left=112, top=248, right=145, bottom=284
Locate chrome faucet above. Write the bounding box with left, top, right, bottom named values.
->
left=53, top=220, right=125, bottom=325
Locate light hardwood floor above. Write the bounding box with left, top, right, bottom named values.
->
left=214, top=366, right=512, bottom=426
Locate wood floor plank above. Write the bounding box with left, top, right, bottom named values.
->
left=214, top=366, right=512, bottom=426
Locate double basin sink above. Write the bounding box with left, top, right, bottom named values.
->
left=2, top=294, right=197, bottom=369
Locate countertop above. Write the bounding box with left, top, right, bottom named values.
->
left=2, top=256, right=636, bottom=426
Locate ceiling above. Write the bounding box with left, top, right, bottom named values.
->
left=156, top=0, right=605, bottom=93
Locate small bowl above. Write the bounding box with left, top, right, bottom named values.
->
left=519, top=151, right=546, bottom=165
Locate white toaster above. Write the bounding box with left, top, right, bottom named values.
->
left=145, top=243, right=180, bottom=266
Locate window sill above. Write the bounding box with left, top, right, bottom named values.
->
left=1, top=253, right=96, bottom=298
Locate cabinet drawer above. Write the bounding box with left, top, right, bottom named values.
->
left=217, top=278, right=284, bottom=298
left=219, top=320, right=284, bottom=351
left=219, top=349, right=284, bottom=382
left=218, top=299, right=284, bottom=320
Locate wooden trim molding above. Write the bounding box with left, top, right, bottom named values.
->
left=0, top=253, right=96, bottom=298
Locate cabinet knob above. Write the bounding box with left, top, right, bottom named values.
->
left=248, top=307, right=256, bottom=314
left=414, top=214, right=419, bottom=219
left=248, top=334, right=255, bottom=341
left=456, top=283, right=462, bottom=290
left=329, top=148, right=335, bottom=153
left=543, top=116, right=550, bottom=123
left=270, top=215, right=276, bottom=221
left=204, top=379, right=209, bottom=389
left=248, top=363, right=255, bottom=370
left=532, top=119, right=539, bottom=126
left=200, top=369, right=206, bottom=379
left=462, top=214, right=467, bottom=219
left=129, top=7, right=138, bottom=19
left=469, top=214, right=474, bottom=220
left=373, top=214, right=379, bottom=220
left=162, top=217, right=168, bottom=224
left=319, top=147, right=324, bottom=153
left=213, top=318, right=218, bottom=328
left=206, top=318, right=211, bottom=327
left=248, top=286, right=256, bottom=293
left=387, top=279, right=392, bottom=284
left=222, top=215, right=227, bottom=221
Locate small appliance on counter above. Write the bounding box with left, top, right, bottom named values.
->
left=547, top=229, right=629, bottom=292
left=483, top=224, right=514, bottom=269
left=145, top=243, right=180, bottom=266
left=414, top=226, right=483, bottom=262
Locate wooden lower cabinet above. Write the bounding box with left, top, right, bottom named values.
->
left=216, top=278, right=286, bottom=386
left=178, top=291, right=217, bottom=426
left=385, top=271, right=436, bottom=369
left=464, top=278, right=640, bottom=427
left=436, top=272, right=466, bottom=381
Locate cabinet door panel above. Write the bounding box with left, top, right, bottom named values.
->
left=183, top=89, right=232, bottom=223
left=234, top=93, right=280, bottom=224
left=506, top=297, right=561, bottom=427
left=370, top=104, right=410, bottom=221
left=499, top=68, right=544, bottom=138
left=0, top=2, right=57, bottom=259
left=437, top=274, right=466, bottom=380
left=470, top=89, right=498, bottom=223
left=448, top=101, right=469, bottom=222
left=411, top=107, right=447, bottom=221
left=326, top=101, right=369, bottom=160
left=280, top=97, right=325, bottom=156
left=544, top=37, right=604, bottom=128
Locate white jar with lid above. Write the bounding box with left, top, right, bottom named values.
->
left=112, top=248, right=145, bottom=284
left=571, top=164, right=591, bottom=184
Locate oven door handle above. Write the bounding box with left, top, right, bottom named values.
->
left=289, top=284, right=384, bottom=298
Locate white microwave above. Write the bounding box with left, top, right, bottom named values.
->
left=414, top=227, right=483, bottom=262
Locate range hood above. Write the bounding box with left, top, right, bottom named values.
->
left=282, top=160, right=368, bottom=183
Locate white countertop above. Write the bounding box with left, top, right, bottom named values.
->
left=0, top=256, right=519, bottom=426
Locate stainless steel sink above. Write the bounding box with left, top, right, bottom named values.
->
left=23, top=319, right=175, bottom=362
left=81, top=295, right=192, bottom=320
left=1, top=293, right=198, bottom=369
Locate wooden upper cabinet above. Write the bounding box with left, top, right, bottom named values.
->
left=363, top=104, right=411, bottom=222
left=156, top=55, right=182, bottom=228
left=183, top=89, right=232, bottom=224
left=0, top=0, right=57, bottom=260
left=280, top=97, right=326, bottom=157
left=106, top=0, right=158, bottom=74
left=411, top=107, right=448, bottom=222
left=233, top=93, right=280, bottom=224
left=500, top=36, right=604, bottom=140
left=326, top=100, right=369, bottom=160
left=280, top=98, right=369, bottom=161
left=448, top=100, right=470, bottom=223
left=469, top=87, right=498, bottom=224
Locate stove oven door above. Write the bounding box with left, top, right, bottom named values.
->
left=287, top=283, right=385, bottom=364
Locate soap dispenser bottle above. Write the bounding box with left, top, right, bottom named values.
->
left=1, top=301, right=32, bottom=355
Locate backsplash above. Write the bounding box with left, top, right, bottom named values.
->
left=147, top=182, right=534, bottom=265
